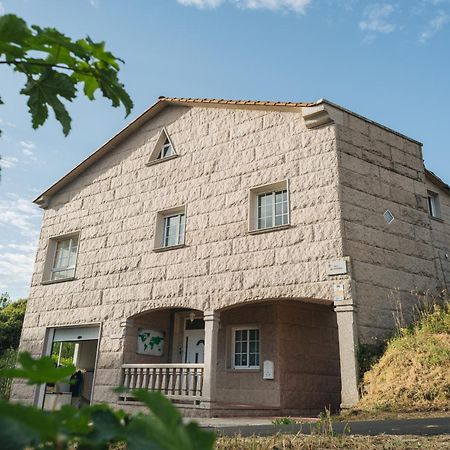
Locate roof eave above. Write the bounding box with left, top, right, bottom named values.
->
left=425, top=169, right=450, bottom=195
left=33, top=99, right=169, bottom=206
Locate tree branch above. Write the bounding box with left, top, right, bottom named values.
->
left=0, top=59, right=96, bottom=76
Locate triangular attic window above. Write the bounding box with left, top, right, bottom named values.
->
left=146, top=128, right=178, bottom=166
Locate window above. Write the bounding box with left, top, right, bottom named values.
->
left=42, top=234, right=80, bottom=283
left=146, top=128, right=178, bottom=166
left=52, top=236, right=78, bottom=280
left=233, top=327, right=260, bottom=369
left=163, top=213, right=185, bottom=247
left=159, top=138, right=174, bottom=159
left=154, top=206, right=186, bottom=251
left=249, top=180, right=289, bottom=232
left=427, top=191, right=442, bottom=219
left=257, top=190, right=288, bottom=229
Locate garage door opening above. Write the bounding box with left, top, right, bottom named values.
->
left=40, top=326, right=100, bottom=410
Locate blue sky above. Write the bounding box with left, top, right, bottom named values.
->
left=0, top=0, right=449, bottom=300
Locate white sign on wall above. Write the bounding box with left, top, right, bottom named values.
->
left=263, top=360, right=274, bottom=380
left=327, top=259, right=348, bottom=276
left=334, top=284, right=345, bottom=301
left=137, top=329, right=164, bottom=356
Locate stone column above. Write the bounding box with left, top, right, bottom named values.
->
left=334, top=303, right=360, bottom=408
left=201, top=310, right=220, bottom=408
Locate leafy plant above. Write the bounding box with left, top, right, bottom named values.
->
left=272, top=417, right=296, bottom=425
left=0, top=352, right=215, bottom=450
left=0, top=298, right=26, bottom=356
left=0, top=348, right=17, bottom=400
left=0, top=14, right=133, bottom=136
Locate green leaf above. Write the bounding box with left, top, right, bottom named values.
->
left=0, top=352, right=75, bottom=384
left=0, top=14, right=133, bottom=136
left=20, top=70, right=76, bottom=135
left=131, top=389, right=182, bottom=428
left=0, top=14, right=31, bottom=59
left=0, top=400, right=58, bottom=448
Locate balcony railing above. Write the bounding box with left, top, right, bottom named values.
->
left=120, top=364, right=204, bottom=402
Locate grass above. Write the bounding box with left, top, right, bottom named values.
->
left=357, top=300, right=450, bottom=412
left=215, top=434, right=450, bottom=449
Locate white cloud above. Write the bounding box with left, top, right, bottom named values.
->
left=420, top=10, right=450, bottom=41
left=0, top=156, right=19, bottom=169
left=0, top=195, right=42, bottom=238
left=177, top=0, right=223, bottom=7
left=0, top=2, right=4, bottom=15
left=236, top=0, right=311, bottom=13
left=359, top=3, right=396, bottom=34
left=0, top=243, right=37, bottom=293
left=19, top=140, right=36, bottom=158
left=88, top=0, right=100, bottom=7
left=19, top=140, right=35, bottom=150
left=177, top=0, right=311, bottom=13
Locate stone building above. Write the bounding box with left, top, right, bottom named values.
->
left=12, top=97, right=450, bottom=416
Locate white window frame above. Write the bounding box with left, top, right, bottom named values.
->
left=146, top=128, right=178, bottom=166
left=427, top=191, right=442, bottom=219
left=154, top=206, right=187, bottom=251
left=162, top=213, right=185, bottom=248
left=42, top=231, right=80, bottom=284
left=51, top=236, right=78, bottom=280
left=257, top=189, right=289, bottom=230
left=248, top=180, right=290, bottom=232
left=232, top=326, right=260, bottom=370
left=159, top=138, right=174, bottom=159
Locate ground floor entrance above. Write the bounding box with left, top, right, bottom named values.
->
left=118, top=300, right=342, bottom=416
left=40, top=325, right=100, bottom=410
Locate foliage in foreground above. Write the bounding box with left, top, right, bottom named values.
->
left=0, top=14, right=133, bottom=136
left=0, top=353, right=215, bottom=450
left=358, top=300, right=450, bottom=412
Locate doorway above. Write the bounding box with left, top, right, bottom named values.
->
left=39, top=326, right=100, bottom=410
left=183, top=318, right=205, bottom=364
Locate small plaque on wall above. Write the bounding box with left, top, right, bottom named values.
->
left=263, top=360, right=274, bottom=380
left=334, top=284, right=345, bottom=301
left=137, top=329, right=164, bottom=356
left=327, top=259, right=348, bottom=276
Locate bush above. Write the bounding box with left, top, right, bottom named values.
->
left=0, top=348, right=17, bottom=400
left=0, top=352, right=215, bottom=450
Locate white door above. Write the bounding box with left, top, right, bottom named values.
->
left=183, top=318, right=205, bottom=364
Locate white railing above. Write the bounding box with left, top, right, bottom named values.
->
left=120, top=364, right=204, bottom=401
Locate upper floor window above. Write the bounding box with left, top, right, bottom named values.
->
left=146, top=128, right=178, bottom=166
left=248, top=180, right=290, bottom=232
left=427, top=191, right=442, bottom=219
left=154, top=206, right=186, bottom=251
left=163, top=213, right=185, bottom=247
left=257, top=190, right=288, bottom=229
left=52, top=236, right=79, bottom=280
left=159, top=138, right=175, bottom=159
left=42, top=232, right=80, bottom=284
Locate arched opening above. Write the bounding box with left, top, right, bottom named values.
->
left=120, top=307, right=205, bottom=404
left=215, top=298, right=341, bottom=415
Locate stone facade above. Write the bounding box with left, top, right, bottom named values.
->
left=13, top=97, right=450, bottom=415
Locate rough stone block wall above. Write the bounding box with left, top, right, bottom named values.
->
left=425, top=180, right=450, bottom=289
left=277, top=301, right=341, bottom=413
left=336, top=113, right=442, bottom=341
left=216, top=303, right=280, bottom=408
left=14, top=105, right=345, bottom=406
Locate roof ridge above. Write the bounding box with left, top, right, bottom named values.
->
left=158, top=96, right=318, bottom=108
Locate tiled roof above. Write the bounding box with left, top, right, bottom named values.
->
left=158, top=96, right=317, bottom=108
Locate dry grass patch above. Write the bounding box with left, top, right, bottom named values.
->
left=357, top=302, right=450, bottom=412
left=216, top=434, right=450, bottom=450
